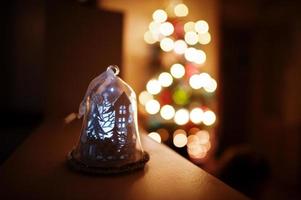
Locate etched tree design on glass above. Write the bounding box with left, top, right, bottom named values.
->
left=85, top=102, right=104, bottom=140
left=97, top=93, right=115, bottom=139
left=85, top=93, right=115, bottom=141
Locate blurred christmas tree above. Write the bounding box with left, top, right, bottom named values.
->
left=139, top=3, right=217, bottom=164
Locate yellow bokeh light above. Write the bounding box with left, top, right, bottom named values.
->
left=189, top=74, right=202, bottom=89
left=190, top=107, right=204, bottom=124
left=174, top=3, right=189, bottom=17
left=170, top=63, right=185, bottom=78
left=174, top=108, right=190, bottom=125
left=184, top=31, right=198, bottom=45
left=174, top=40, right=187, bottom=54
left=160, top=38, right=174, bottom=52
left=145, top=99, right=160, bottom=115
left=158, top=72, right=173, bottom=87
left=195, top=20, right=209, bottom=34
left=198, top=32, right=211, bottom=45
left=159, top=22, right=174, bottom=36
left=152, top=9, right=167, bottom=23
left=138, top=90, right=153, bottom=105
left=184, top=21, right=195, bottom=32
left=160, top=104, right=175, bottom=120
left=203, top=110, right=216, bottom=126
left=144, top=31, right=157, bottom=44
left=148, top=132, right=161, bottom=143
left=146, top=79, right=161, bottom=95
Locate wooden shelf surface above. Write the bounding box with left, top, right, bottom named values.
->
left=0, top=120, right=248, bottom=200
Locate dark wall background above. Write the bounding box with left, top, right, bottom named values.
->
left=218, top=0, right=301, bottom=199
left=45, top=0, right=123, bottom=117
left=0, top=0, right=123, bottom=163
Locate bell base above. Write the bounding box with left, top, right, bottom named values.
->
left=66, top=150, right=149, bottom=175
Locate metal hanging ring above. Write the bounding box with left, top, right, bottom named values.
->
left=107, top=65, right=120, bottom=76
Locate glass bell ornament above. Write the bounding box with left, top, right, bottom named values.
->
left=67, top=65, right=149, bottom=174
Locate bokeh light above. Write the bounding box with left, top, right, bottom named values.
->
left=152, top=9, right=167, bottom=23
left=189, top=74, right=202, bottom=89
left=184, top=21, right=195, bottom=32
left=173, top=129, right=187, bottom=137
left=203, top=110, right=216, bottom=126
left=144, top=31, right=156, bottom=44
left=170, top=63, right=185, bottom=78
left=149, top=21, right=161, bottom=36
left=160, top=38, right=174, bottom=52
left=144, top=6, right=215, bottom=160
left=184, top=48, right=206, bottom=64
left=203, top=142, right=211, bottom=151
left=184, top=31, right=198, bottom=45
left=145, top=99, right=160, bottom=114
left=187, top=134, right=200, bottom=144
left=187, top=144, right=207, bottom=159
left=198, top=32, right=211, bottom=45
left=160, top=22, right=174, bottom=36
left=148, top=132, right=161, bottom=143
left=195, top=20, right=209, bottom=34
left=173, top=129, right=188, bottom=148
left=190, top=107, right=204, bottom=124
left=195, top=130, right=210, bottom=144
left=187, top=130, right=210, bottom=159
left=160, top=104, right=175, bottom=120
left=199, top=72, right=211, bottom=88
left=194, top=49, right=206, bottom=64
left=139, top=90, right=153, bottom=105
left=172, top=88, right=189, bottom=105
left=174, top=3, right=189, bottom=17
left=146, top=79, right=161, bottom=95
left=174, top=108, right=189, bottom=125
left=158, top=72, right=173, bottom=87
left=204, top=78, right=217, bottom=93
left=184, top=47, right=196, bottom=62
left=174, top=40, right=187, bottom=54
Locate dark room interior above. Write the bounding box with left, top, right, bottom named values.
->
left=1, top=0, right=300, bottom=199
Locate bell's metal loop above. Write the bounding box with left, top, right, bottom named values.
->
left=107, top=65, right=120, bottom=76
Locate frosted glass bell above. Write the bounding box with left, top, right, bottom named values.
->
left=67, top=65, right=149, bottom=174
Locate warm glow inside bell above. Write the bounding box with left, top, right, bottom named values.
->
left=67, top=65, right=149, bottom=174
